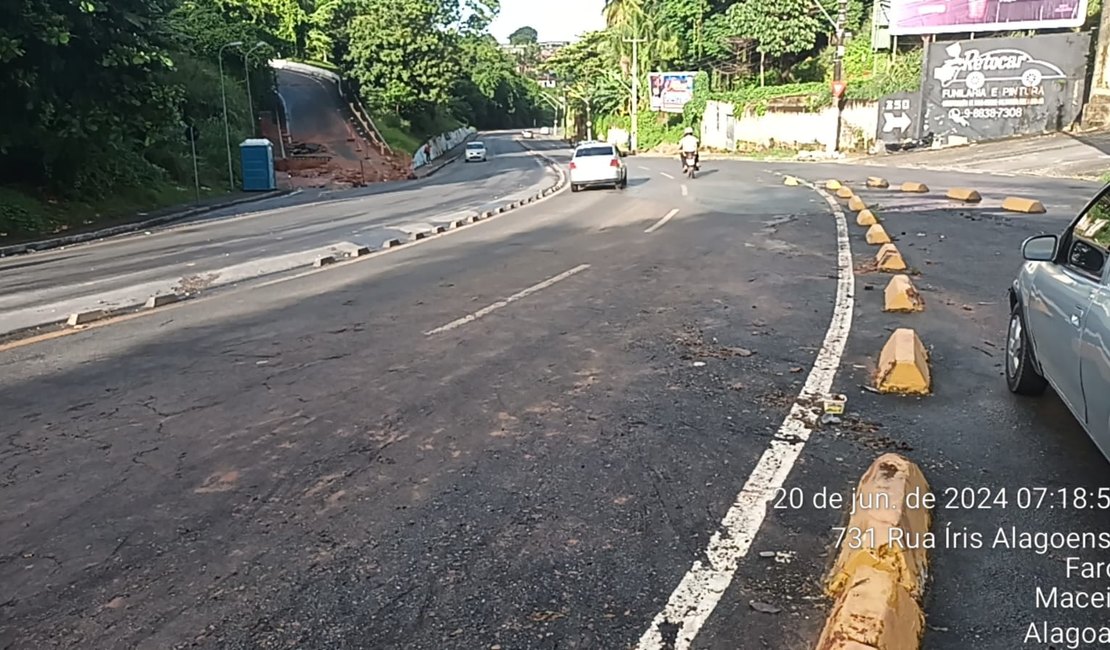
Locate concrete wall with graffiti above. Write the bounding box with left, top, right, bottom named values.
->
left=700, top=100, right=880, bottom=151
left=411, top=126, right=477, bottom=169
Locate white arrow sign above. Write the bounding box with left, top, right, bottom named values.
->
left=883, top=112, right=912, bottom=132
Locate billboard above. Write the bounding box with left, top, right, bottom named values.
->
left=889, top=0, right=1088, bottom=35
left=922, top=33, right=1090, bottom=142
left=649, top=72, right=696, bottom=113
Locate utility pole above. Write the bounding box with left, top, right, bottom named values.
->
left=831, top=0, right=848, bottom=152
left=218, top=40, right=243, bottom=191
left=625, top=37, right=647, bottom=153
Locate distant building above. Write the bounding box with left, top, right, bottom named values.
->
left=501, top=41, right=571, bottom=63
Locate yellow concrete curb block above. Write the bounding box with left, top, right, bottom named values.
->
left=67, top=310, right=108, bottom=327
left=836, top=187, right=855, bottom=199
left=815, top=565, right=925, bottom=650
left=866, top=176, right=890, bottom=189
left=865, top=224, right=891, bottom=245
left=945, top=187, right=982, bottom=203
left=874, top=328, right=931, bottom=394
left=900, top=182, right=928, bottom=193
left=826, top=453, right=932, bottom=600
left=875, top=243, right=907, bottom=272
left=856, top=209, right=879, bottom=227
left=826, top=180, right=843, bottom=190
left=784, top=176, right=801, bottom=186
left=1001, top=197, right=1047, bottom=214
left=883, top=275, right=924, bottom=313
left=848, top=196, right=868, bottom=212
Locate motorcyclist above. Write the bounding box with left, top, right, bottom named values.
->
left=679, top=127, right=699, bottom=172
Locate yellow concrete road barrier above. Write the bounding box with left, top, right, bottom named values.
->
left=826, top=179, right=843, bottom=190
left=1001, top=197, right=1047, bottom=214
left=874, top=328, right=931, bottom=394
left=826, top=454, right=932, bottom=600
left=848, top=196, right=868, bottom=212
left=945, top=187, right=982, bottom=203
left=784, top=175, right=801, bottom=186
left=856, top=209, right=879, bottom=227
left=883, top=275, right=924, bottom=313
left=875, top=243, right=907, bottom=272
left=866, top=176, right=890, bottom=189
left=815, top=565, right=925, bottom=650
left=815, top=453, right=932, bottom=650
left=866, top=224, right=891, bottom=245
left=900, top=182, right=929, bottom=193
left=836, top=187, right=855, bottom=199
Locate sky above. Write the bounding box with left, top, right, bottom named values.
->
left=488, top=0, right=607, bottom=43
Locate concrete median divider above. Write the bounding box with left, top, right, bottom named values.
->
left=856, top=209, right=879, bottom=227
left=826, top=180, right=843, bottom=191
left=848, top=196, right=868, bottom=212
left=874, top=328, right=931, bottom=394
left=836, top=187, right=855, bottom=199
left=866, top=176, right=890, bottom=189
left=145, top=294, right=180, bottom=309
left=883, top=275, right=924, bottom=313
left=1001, top=197, right=1047, bottom=214
left=900, top=182, right=929, bottom=193
left=865, top=224, right=891, bottom=245
left=67, top=310, right=108, bottom=327
left=945, top=188, right=982, bottom=203
left=313, top=254, right=337, bottom=267
left=875, top=244, right=907, bottom=272
left=382, top=238, right=402, bottom=248
left=815, top=453, right=932, bottom=650
left=785, top=176, right=802, bottom=186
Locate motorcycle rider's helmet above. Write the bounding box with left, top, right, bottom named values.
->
left=684, top=127, right=694, bottom=135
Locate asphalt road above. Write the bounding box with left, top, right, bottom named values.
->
left=0, top=132, right=558, bottom=335
left=2, top=152, right=1109, bottom=649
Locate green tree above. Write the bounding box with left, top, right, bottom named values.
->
left=508, top=25, right=538, bottom=44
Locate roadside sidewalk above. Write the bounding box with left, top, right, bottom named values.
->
left=0, top=189, right=293, bottom=257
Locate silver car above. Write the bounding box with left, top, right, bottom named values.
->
left=1008, top=187, right=1110, bottom=458
left=569, top=142, right=628, bottom=192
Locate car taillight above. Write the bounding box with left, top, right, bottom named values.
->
left=610, top=158, right=620, bottom=167
left=569, top=162, right=576, bottom=170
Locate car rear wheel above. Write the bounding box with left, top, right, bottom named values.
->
left=1006, top=303, right=1048, bottom=396
left=571, top=184, right=580, bottom=193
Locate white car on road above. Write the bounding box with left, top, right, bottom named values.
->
left=464, top=141, right=487, bottom=162
left=569, top=142, right=627, bottom=192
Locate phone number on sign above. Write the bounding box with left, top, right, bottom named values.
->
left=954, top=106, right=1025, bottom=120
left=938, top=487, right=1110, bottom=511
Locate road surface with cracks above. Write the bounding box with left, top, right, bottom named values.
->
left=1, top=154, right=1107, bottom=650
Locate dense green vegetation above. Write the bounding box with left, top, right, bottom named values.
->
left=545, top=0, right=927, bottom=150
left=1, top=0, right=548, bottom=240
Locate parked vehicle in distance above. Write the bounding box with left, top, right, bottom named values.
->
left=1007, top=186, right=1110, bottom=460
left=540, top=126, right=551, bottom=135
left=464, top=141, right=487, bottom=162
left=521, top=129, right=534, bottom=139
left=568, top=142, right=627, bottom=192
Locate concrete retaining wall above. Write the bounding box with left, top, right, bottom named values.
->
left=702, top=99, right=879, bottom=151
left=412, top=126, right=477, bottom=169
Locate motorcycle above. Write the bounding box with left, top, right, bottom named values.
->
left=682, top=152, right=698, bottom=179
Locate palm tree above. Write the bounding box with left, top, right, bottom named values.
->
left=603, top=0, right=646, bottom=29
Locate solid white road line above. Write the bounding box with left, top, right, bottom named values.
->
left=645, top=209, right=679, bottom=234
left=424, top=264, right=591, bottom=336
left=635, top=179, right=855, bottom=650
left=638, top=165, right=652, bottom=171
left=660, top=171, right=675, bottom=179
left=681, top=184, right=688, bottom=197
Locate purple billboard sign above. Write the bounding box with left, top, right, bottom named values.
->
left=889, top=0, right=1087, bottom=35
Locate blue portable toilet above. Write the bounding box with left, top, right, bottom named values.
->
left=239, top=138, right=276, bottom=191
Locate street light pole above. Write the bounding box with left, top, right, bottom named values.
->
left=218, top=41, right=243, bottom=191
left=243, top=41, right=266, bottom=137
left=624, top=37, right=647, bottom=153
left=831, top=0, right=848, bottom=152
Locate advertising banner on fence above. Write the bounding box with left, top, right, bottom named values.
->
left=922, top=32, right=1090, bottom=143
left=649, top=72, right=696, bottom=113
left=889, top=0, right=1087, bottom=35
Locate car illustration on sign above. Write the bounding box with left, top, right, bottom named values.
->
left=933, top=42, right=1067, bottom=90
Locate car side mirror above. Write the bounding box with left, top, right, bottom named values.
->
left=1021, top=234, right=1058, bottom=261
